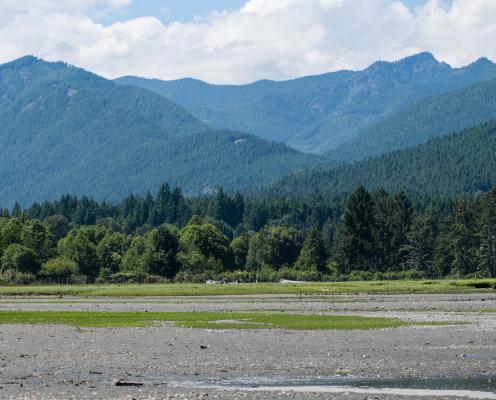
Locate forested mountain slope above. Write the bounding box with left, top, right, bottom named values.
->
left=0, top=56, right=321, bottom=206
left=327, top=78, right=496, bottom=162
left=265, top=121, right=496, bottom=199
left=117, top=53, right=496, bottom=153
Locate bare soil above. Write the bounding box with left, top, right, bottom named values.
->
left=0, top=293, right=495, bottom=399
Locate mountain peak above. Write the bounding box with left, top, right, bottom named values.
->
left=394, top=52, right=450, bottom=71
left=3, top=55, right=42, bottom=69
left=366, top=52, right=446, bottom=75
left=0, top=55, right=73, bottom=75
left=398, top=52, right=437, bottom=64
left=469, top=56, right=495, bottom=68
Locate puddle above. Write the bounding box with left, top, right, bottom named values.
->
left=171, top=376, right=496, bottom=399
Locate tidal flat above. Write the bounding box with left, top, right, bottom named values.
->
left=0, top=293, right=495, bottom=399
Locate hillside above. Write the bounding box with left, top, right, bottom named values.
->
left=264, top=121, right=496, bottom=199
left=116, top=53, right=496, bottom=153
left=0, top=56, right=322, bottom=206
left=326, top=77, right=496, bottom=162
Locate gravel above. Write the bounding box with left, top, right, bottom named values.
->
left=0, top=293, right=495, bottom=399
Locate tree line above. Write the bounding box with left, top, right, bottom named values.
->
left=0, top=184, right=495, bottom=283
left=268, top=120, right=496, bottom=199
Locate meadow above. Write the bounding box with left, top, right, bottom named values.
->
left=0, top=279, right=494, bottom=297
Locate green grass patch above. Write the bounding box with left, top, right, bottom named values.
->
left=0, top=311, right=444, bottom=330
left=0, top=279, right=494, bottom=297
left=451, top=279, right=496, bottom=289
left=0, top=280, right=493, bottom=297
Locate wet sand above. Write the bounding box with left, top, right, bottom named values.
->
left=0, top=293, right=495, bottom=399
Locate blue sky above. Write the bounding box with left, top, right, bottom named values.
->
left=97, top=0, right=247, bottom=24
left=97, top=0, right=437, bottom=25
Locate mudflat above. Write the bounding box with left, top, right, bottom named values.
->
left=0, top=293, right=495, bottom=399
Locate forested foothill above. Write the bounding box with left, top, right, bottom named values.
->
left=1, top=183, right=494, bottom=284
left=267, top=120, right=496, bottom=199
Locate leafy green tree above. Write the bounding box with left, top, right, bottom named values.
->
left=21, top=219, right=55, bottom=263
left=178, top=222, right=230, bottom=274
left=294, top=228, right=327, bottom=273
left=203, top=216, right=234, bottom=240
left=58, top=229, right=99, bottom=280
left=1, top=244, right=40, bottom=275
left=187, top=215, right=203, bottom=226
left=141, top=225, right=180, bottom=278
left=121, top=236, right=148, bottom=273
left=246, top=226, right=301, bottom=270
left=0, top=218, right=22, bottom=255
left=230, top=236, right=250, bottom=270
left=97, top=232, right=130, bottom=275
left=78, top=225, right=108, bottom=246
left=40, top=257, right=78, bottom=279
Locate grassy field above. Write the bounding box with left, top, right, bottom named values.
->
left=0, top=279, right=494, bottom=297
left=0, top=310, right=445, bottom=330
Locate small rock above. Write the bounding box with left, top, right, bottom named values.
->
left=112, top=379, right=144, bottom=387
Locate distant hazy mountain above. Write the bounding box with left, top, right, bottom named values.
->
left=0, top=56, right=322, bottom=206
left=116, top=53, right=496, bottom=153
left=264, top=120, right=496, bottom=199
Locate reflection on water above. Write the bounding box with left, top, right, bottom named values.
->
left=212, top=376, right=496, bottom=391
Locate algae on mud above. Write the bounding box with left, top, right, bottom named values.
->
left=0, top=310, right=439, bottom=330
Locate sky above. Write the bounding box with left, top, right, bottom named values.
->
left=0, top=0, right=494, bottom=84
left=94, top=0, right=432, bottom=24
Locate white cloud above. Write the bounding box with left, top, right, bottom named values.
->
left=0, top=0, right=495, bottom=83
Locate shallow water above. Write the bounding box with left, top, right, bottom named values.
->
left=173, top=376, right=496, bottom=399
left=211, top=376, right=496, bottom=391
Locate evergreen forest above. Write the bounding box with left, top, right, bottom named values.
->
left=1, top=184, right=495, bottom=284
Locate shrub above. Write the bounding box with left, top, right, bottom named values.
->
left=1, top=244, right=40, bottom=275
left=102, top=271, right=167, bottom=284
left=40, top=257, right=78, bottom=279
left=0, top=271, right=36, bottom=284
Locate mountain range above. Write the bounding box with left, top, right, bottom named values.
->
left=1, top=53, right=496, bottom=206
left=117, top=53, right=496, bottom=154
left=0, top=56, right=321, bottom=206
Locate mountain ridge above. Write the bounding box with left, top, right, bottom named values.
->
left=0, top=56, right=323, bottom=206
left=116, top=52, right=496, bottom=153
left=325, top=77, right=496, bottom=162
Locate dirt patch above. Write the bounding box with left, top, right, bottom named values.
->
left=0, top=293, right=495, bottom=399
